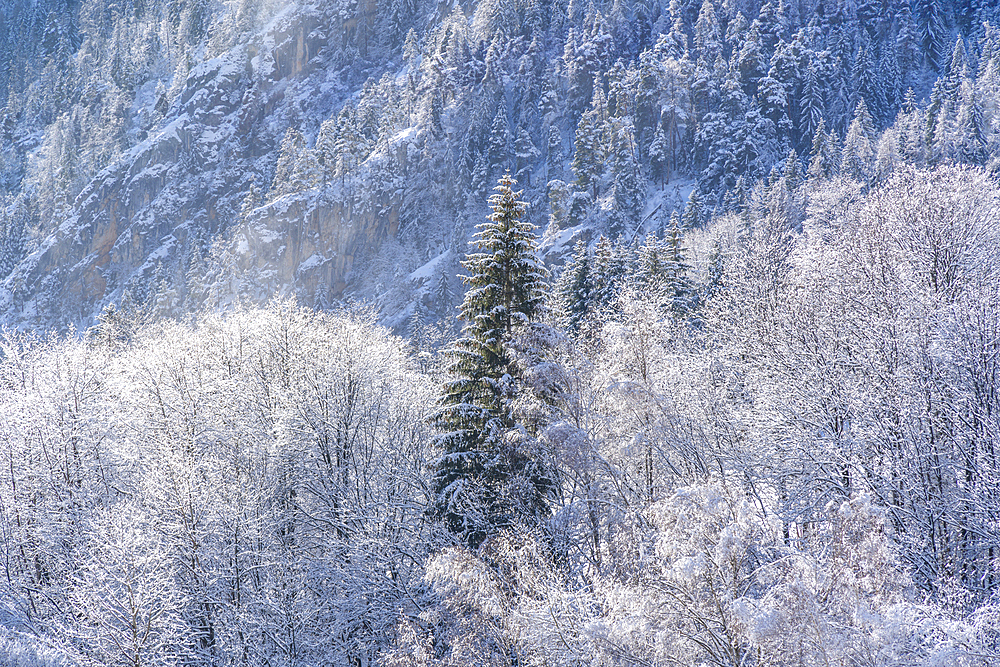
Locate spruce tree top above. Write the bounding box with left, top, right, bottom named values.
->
left=460, top=172, right=548, bottom=340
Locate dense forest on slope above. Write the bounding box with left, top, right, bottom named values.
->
left=1, top=0, right=999, bottom=328
left=2, top=0, right=1000, bottom=665
left=2, top=167, right=1000, bottom=666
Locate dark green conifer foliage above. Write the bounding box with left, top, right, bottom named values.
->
left=663, top=211, right=693, bottom=316
left=556, top=238, right=593, bottom=334
left=432, top=173, right=553, bottom=549
left=807, top=118, right=833, bottom=179
left=591, top=234, right=631, bottom=309
left=682, top=186, right=703, bottom=229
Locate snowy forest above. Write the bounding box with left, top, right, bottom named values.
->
left=2, top=0, right=1000, bottom=665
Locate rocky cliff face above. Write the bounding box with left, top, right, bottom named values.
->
left=0, top=1, right=412, bottom=330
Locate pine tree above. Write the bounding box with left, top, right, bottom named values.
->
left=930, top=100, right=958, bottom=165
left=737, top=23, right=767, bottom=94
left=694, top=0, right=722, bottom=63
left=590, top=234, right=629, bottom=309
left=434, top=269, right=453, bottom=316
left=841, top=101, right=874, bottom=181
left=956, top=81, right=987, bottom=165
left=272, top=128, right=306, bottom=198
left=572, top=88, right=608, bottom=199
left=555, top=239, right=593, bottom=333
left=431, top=173, right=554, bottom=549
left=487, top=104, right=513, bottom=178
left=334, top=104, right=369, bottom=183
left=854, top=45, right=886, bottom=128
left=513, top=128, right=540, bottom=186
left=925, top=76, right=948, bottom=150
left=916, top=0, right=946, bottom=72
left=665, top=0, right=689, bottom=58
left=635, top=231, right=666, bottom=290
left=609, top=118, right=644, bottom=239
left=807, top=119, right=834, bottom=180
left=881, top=62, right=900, bottom=122
left=663, top=212, right=693, bottom=316
left=782, top=148, right=803, bottom=189
left=315, top=118, right=338, bottom=186
left=799, top=62, right=824, bottom=150
left=682, top=186, right=704, bottom=229
left=895, top=6, right=921, bottom=80
left=946, top=37, right=969, bottom=98
left=649, top=122, right=669, bottom=189
left=897, top=88, right=926, bottom=166
left=408, top=300, right=426, bottom=351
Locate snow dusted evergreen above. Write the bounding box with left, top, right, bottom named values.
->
left=433, top=173, right=554, bottom=549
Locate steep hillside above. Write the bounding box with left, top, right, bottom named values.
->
left=0, top=0, right=998, bottom=330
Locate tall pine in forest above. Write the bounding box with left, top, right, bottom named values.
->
left=556, top=238, right=594, bottom=334
left=432, top=173, right=554, bottom=549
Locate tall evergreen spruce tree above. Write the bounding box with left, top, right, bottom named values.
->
left=432, top=173, right=554, bottom=549
left=556, top=238, right=593, bottom=334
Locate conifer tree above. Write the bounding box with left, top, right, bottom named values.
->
left=841, top=100, right=874, bottom=181
left=663, top=211, right=693, bottom=316
left=916, top=0, right=946, bottom=72
left=431, top=173, right=554, bottom=549
left=546, top=125, right=563, bottom=181
left=682, top=186, right=703, bottom=229
left=514, top=128, right=540, bottom=185
left=636, top=231, right=666, bottom=290
left=591, top=234, right=629, bottom=310
left=271, top=128, right=306, bottom=198
left=555, top=239, right=593, bottom=334
left=408, top=300, right=426, bottom=351
left=694, top=0, right=722, bottom=63
left=572, top=88, right=609, bottom=198
left=434, top=269, right=453, bottom=316
left=649, top=122, right=669, bottom=189
left=799, top=62, right=824, bottom=149
left=807, top=119, right=833, bottom=180
left=488, top=104, right=513, bottom=177
left=782, top=148, right=803, bottom=189
left=609, top=118, right=644, bottom=239
left=854, top=45, right=885, bottom=128
left=956, top=82, right=987, bottom=165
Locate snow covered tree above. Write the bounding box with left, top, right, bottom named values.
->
left=271, top=127, right=307, bottom=198
left=590, top=234, right=631, bottom=309
left=649, top=122, right=669, bottom=189
left=799, top=61, right=824, bottom=150
left=487, top=104, right=513, bottom=178
left=555, top=239, right=593, bottom=334
left=841, top=99, right=875, bottom=181
left=682, top=186, right=704, bottom=229
left=693, top=0, right=722, bottom=63
left=807, top=119, right=837, bottom=179
left=432, top=173, right=555, bottom=549
left=434, top=268, right=453, bottom=317
left=513, top=128, right=539, bottom=186
left=916, top=0, right=946, bottom=72
left=609, top=118, right=644, bottom=239
left=956, top=81, right=987, bottom=165
left=572, top=88, right=609, bottom=199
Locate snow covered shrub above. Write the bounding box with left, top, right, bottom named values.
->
left=0, top=629, right=71, bottom=667
left=510, top=482, right=999, bottom=667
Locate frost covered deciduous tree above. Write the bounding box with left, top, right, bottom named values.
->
left=67, top=506, right=185, bottom=667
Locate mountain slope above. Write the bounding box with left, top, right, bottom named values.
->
left=0, top=0, right=996, bottom=330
